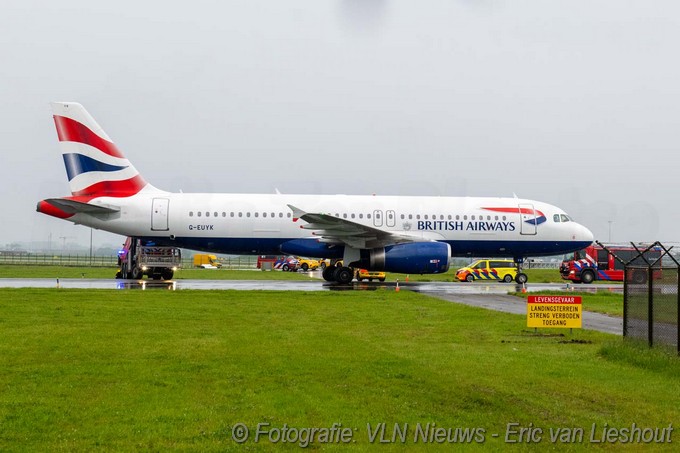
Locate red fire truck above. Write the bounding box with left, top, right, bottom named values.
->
left=560, top=243, right=662, bottom=284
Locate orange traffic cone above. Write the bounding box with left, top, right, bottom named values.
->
left=395, top=279, right=400, bottom=292
left=405, top=275, right=409, bottom=282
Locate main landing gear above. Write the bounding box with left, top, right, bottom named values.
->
left=322, top=265, right=354, bottom=284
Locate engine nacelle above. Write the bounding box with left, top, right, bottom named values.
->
left=354, top=242, right=451, bottom=274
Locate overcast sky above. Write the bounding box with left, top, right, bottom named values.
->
left=2, top=0, right=680, bottom=250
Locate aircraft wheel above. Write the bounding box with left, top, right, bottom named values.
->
left=322, top=266, right=336, bottom=282
left=515, top=273, right=528, bottom=284
left=334, top=267, right=354, bottom=284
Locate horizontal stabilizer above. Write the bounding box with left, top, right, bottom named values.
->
left=41, top=198, right=120, bottom=215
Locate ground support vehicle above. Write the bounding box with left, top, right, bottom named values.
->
left=257, top=255, right=283, bottom=269
left=274, top=256, right=300, bottom=272
left=296, top=257, right=320, bottom=271
left=355, top=269, right=386, bottom=282
left=116, top=237, right=181, bottom=280
left=193, top=254, right=222, bottom=268
left=455, top=259, right=525, bottom=283
left=560, top=243, right=661, bottom=284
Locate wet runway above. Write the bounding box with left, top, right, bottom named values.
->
left=0, top=278, right=624, bottom=335
left=0, top=277, right=622, bottom=293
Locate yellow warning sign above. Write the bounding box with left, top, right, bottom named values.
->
left=527, top=295, right=582, bottom=329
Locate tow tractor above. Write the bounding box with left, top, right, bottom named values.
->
left=116, top=237, right=181, bottom=280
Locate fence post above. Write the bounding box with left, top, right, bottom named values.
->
left=677, top=266, right=679, bottom=357
left=623, top=269, right=628, bottom=338
left=648, top=264, right=654, bottom=348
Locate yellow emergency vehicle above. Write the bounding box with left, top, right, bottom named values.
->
left=456, top=259, right=517, bottom=283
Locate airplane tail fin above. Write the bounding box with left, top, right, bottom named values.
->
left=50, top=102, right=159, bottom=198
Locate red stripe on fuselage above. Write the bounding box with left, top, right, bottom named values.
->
left=483, top=207, right=545, bottom=217
left=53, top=115, right=125, bottom=159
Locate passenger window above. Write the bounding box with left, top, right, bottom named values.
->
left=206, top=212, right=210, bottom=217
left=189, top=211, right=194, bottom=217
left=198, top=212, right=202, bottom=217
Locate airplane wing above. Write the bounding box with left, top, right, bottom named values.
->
left=288, top=204, right=434, bottom=249
left=42, top=198, right=120, bottom=215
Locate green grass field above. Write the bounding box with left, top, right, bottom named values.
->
left=0, top=288, right=677, bottom=451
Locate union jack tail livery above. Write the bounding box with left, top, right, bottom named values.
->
left=51, top=102, right=155, bottom=198
left=37, top=103, right=162, bottom=219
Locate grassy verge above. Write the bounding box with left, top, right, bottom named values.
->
left=1, top=288, right=678, bottom=451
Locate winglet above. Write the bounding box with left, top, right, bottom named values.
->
left=287, top=204, right=306, bottom=223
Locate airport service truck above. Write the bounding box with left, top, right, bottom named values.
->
left=560, top=243, right=661, bottom=284
left=193, top=254, right=223, bottom=268
left=116, top=237, right=181, bottom=280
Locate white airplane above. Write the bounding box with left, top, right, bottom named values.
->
left=37, top=102, right=594, bottom=284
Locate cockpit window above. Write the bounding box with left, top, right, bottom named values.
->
left=554, top=213, right=572, bottom=223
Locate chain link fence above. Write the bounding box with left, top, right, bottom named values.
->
left=0, top=253, right=259, bottom=269
left=612, top=242, right=679, bottom=354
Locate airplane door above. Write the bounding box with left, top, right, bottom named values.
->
left=386, top=210, right=396, bottom=227
left=518, top=203, right=537, bottom=235
left=373, top=210, right=383, bottom=227
left=151, top=198, right=170, bottom=231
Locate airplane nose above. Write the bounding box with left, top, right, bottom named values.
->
left=574, top=222, right=594, bottom=243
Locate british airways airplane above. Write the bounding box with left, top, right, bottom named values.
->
left=37, top=102, right=594, bottom=284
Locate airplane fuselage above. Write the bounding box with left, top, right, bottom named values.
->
left=70, top=191, right=592, bottom=260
